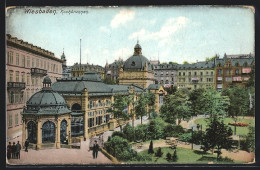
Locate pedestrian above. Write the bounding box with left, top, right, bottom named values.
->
left=16, top=141, right=21, bottom=159
left=11, top=142, right=16, bottom=159
left=25, top=139, right=29, bottom=152
left=92, top=140, right=99, bottom=159
left=7, top=142, right=12, bottom=159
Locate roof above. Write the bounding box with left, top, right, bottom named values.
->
left=154, top=64, right=179, bottom=70
left=215, top=57, right=255, bottom=67
left=178, top=61, right=215, bottom=70
left=108, top=84, right=144, bottom=93
left=123, top=55, right=153, bottom=71
left=148, top=84, right=161, bottom=90
left=72, top=63, right=105, bottom=70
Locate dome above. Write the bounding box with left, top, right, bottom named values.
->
left=82, top=71, right=103, bottom=82
left=43, top=76, right=52, bottom=84
left=24, top=81, right=71, bottom=115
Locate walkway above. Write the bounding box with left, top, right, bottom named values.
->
left=7, top=137, right=113, bottom=165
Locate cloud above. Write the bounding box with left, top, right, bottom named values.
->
left=110, top=10, right=135, bottom=28
left=128, top=16, right=189, bottom=45
left=113, top=47, right=133, bottom=60
left=99, top=26, right=109, bottom=33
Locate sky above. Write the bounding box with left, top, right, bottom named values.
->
left=6, top=6, right=255, bottom=67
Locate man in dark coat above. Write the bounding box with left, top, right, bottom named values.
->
left=92, top=140, right=99, bottom=159
left=11, top=142, right=16, bottom=159
left=7, top=142, right=12, bottom=159
left=25, top=139, right=29, bottom=152
left=16, top=141, right=21, bottom=159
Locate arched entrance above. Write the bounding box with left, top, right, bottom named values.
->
left=71, top=103, right=81, bottom=111
left=42, top=121, right=55, bottom=143
left=60, top=120, right=67, bottom=144
left=27, top=121, right=36, bottom=144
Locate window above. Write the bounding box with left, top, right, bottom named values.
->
left=56, top=65, right=58, bottom=73
left=155, top=71, right=157, bottom=75
left=21, top=55, right=25, bottom=67
left=200, top=72, right=203, bottom=76
left=194, top=85, right=197, bottom=89
left=194, top=72, right=197, bottom=76
left=200, top=78, right=203, bottom=82
left=189, top=72, right=191, bottom=76
left=131, top=61, right=135, bottom=66
left=183, top=72, right=185, bottom=76
left=206, top=72, right=208, bottom=75
left=16, top=53, right=19, bottom=66
left=179, top=72, right=181, bottom=76
left=8, top=51, right=14, bottom=64
left=31, top=77, right=34, bottom=85
left=40, top=60, right=43, bottom=68
left=27, top=56, right=30, bottom=67
left=47, top=62, right=50, bottom=71
left=15, top=114, right=19, bottom=125
left=36, top=59, right=39, bottom=67
left=21, top=73, right=25, bottom=82
left=44, top=61, right=46, bottom=69
left=218, top=69, right=222, bottom=75
left=211, top=71, right=213, bottom=75
left=16, top=71, right=19, bottom=82
left=9, top=114, right=12, bottom=127
left=166, top=72, right=168, bottom=75
left=9, top=71, right=13, bottom=82
left=27, top=75, right=30, bottom=85
left=243, top=62, right=248, bottom=67
left=32, top=58, right=35, bottom=67
left=235, top=69, right=239, bottom=75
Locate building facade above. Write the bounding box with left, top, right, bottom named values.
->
left=104, top=58, right=124, bottom=82
left=6, top=34, right=63, bottom=141
left=177, top=61, right=215, bottom=90
left=214, top=54, right=255, bottom=91
left=153, top=63, right=178, bottom=87
left=119, top=42, right=155, bottom=89
left=71, top=63, right=105, bottom=78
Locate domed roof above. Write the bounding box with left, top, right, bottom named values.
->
left=23, top=81, right=71, bottom=115
left=82, top=71, right=103, bottom=82
left=43, top=76, right=52, bottom=84
left=123, top=42, right=153, bottom=71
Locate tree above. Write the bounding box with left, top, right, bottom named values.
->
left=205, top=55, right=217, bottom=62
left=104, top=136, right=137, bottom=161
left=200, top=88, right=230, bottom=118
left=222, top=86, right=250, bottom=135
left=148, top=140, right=154, bottom=154
left=183, top=61, right=189, bottom=64
left=135, top=124, right=148, bottom=141
left=155, top=147, right=163, bottom=157
left=165, top=85, right=177, bottom=95
left=163, top=124, right=184, bottom=138
left=135, top=93, right=148, bottom=125
left=172, top=149, right=178, bottom=162
left=200, top=115, right=233, bottom=160
left=147, top=117, right=167, bottom=140
left=108, top=96, right=130, bottom=131
left=103, top=77, right=117, bottom=84
left=146, top=92, right=156, bottom=118
left=122, top=123, right=135, bottom=142
left=166, top=152, right=172, bottom=161
left=189, top=88, right=205, bottom=117
left=160, top=89, right=191, bottom=125
left=169, top=61, right=178, bottom=64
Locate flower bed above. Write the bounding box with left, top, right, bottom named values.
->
left=228, top=122, right=249, bottom=127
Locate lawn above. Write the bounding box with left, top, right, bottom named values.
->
left=194, top=117, right=255, bottom=136
left=126, top=147, right=244, bottom=164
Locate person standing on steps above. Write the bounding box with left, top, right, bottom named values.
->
left=92, top=140, right=99, bottom=159
left=16, top=141, right=21, bottom=159
left=7, top=142, right=12, bottom=159
left=11, top=142, right=17, bottom=159
left=25, top=139, right=29, bottom=152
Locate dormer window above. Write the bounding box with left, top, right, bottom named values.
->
left=131, top=61, right=135, bottom=66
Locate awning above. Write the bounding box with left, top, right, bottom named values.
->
left=191, top=77, right=199, bottom=81
left=242, top=68, right=251, bottom=73
left=232, top=76, right=242, bottom=81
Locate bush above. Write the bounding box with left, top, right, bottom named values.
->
left=136, top=154, right=152, bottom=161
left=172, top=150, right=178, bottom=162
left=164, top=124, right=185, bottom=138
left=104, top=136, right=137, bottom=161
left=150, top=109, right=158, bottom=119
left=178, top=132, right=192, bottom=143
left=112, top=131, right=124, bottom=138
left=148, top=117, right=167, bottom=140
left=122, top=123, right=135, bottom=142
left=166, top=152, right=172, bottom=161
left=135, top=124, right=148, bottom=141
left=148, top=140, right=154, bottom=154
left=155, top=147, right=163, bottom=157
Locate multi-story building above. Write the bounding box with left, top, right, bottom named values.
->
left=214, top=54, right=255, bottom=91
left=177, top=61, right=215, bottom=90
left=71, top=63, right=105, bottom=78
left=153, top=63, right=178, bottom=87
left=119, top=41, right=156, bottom=89
left=6, top=34, right=63, bottom=141
left=105, top=58, right=124, bottom=82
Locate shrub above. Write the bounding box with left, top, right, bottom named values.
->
left=178, top=132, right=192, bottom=143
left=135, top=124, right=148, bottom=141
left=155, top=147, right=163, bottom=157
left=148, top=140, right=154, bottom=154
left=166, top=152, right=172, bottom=161
left=163, top=124, right=185, bottom=138
left=112, top=131, right=124, bottom=138
left=150, top=109, right=158, bottom=119
left=148, top=117, right=167, bottom=140
left=172, top=150, right=178, bottom=162
left=122, top=123, right=135, bottom=142
left=136, top=154, right=152, bottom=161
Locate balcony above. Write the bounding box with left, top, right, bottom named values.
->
left=7, top=82, right=26, bottom=90
left=191, top=77, right=199, bottom=83
left=31, top=68, right=47, bottom=76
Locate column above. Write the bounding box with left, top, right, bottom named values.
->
left=56, top=118, right=61, bottom=148
left=83, top=88, right=89, bottom=140
left=36, top=119, right=42, bottom=149
left=67, top=116, right=71, bottom=145
left=22, top=119, right=26, bottom=147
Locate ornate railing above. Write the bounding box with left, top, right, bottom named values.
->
left=31, top=68, right=47, bottom=76
left=7, top=82, right=26, bottom=90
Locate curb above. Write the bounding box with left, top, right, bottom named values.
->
left=100, top=148, right=120, bottom=164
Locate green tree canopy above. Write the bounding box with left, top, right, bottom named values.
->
left=189, top=88, right=206, bottom=116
